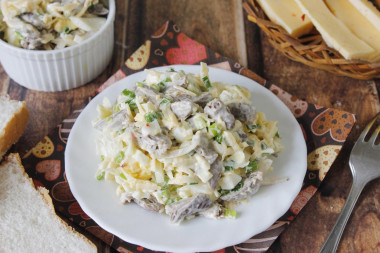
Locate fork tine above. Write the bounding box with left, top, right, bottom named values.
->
left=368, top=125, right=380, bottom=145
left=358, top=113, right=380, bottom=142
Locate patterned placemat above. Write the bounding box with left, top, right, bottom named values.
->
left=21, top=21, right=356, bottom=253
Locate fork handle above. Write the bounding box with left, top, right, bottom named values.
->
left=318, top=179, right=366, bottom=253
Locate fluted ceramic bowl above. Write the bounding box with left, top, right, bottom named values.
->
left=0, top=0, right=115, bottom=92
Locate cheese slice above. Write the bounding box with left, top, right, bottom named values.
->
left=325, top=0, right=380, bottom=62
left=295, top=0, right=375, bottom=61
left=349, top=0, right=380, bottom=33
left=257, top=0, right=313, bottom=38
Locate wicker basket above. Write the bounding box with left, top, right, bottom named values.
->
left=243, top=0, right=380, bottom=80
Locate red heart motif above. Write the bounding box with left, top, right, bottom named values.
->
left=51, top=181, right=75, bottom=202
left=36, top=160, right=61, bottom=181
left=68, top=202, right=91, bottom=220
left=166, top=33, right=207, bottom=64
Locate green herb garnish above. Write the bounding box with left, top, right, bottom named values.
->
left=245, top=160, right=258, bottom=173
left=119, top=173, right=127, bottom=180
left=115, top=151, right=124, bottom=164
left=122, top=89, right=135, bottom=98
left=247, top=124, right=261, bottom=131
left=261, top=142, right=268, bottom=150
left=144, top=111, right=160, bottom=123
left=158, top=81, right=166, bottom=90
left=202, top=76, right=212, bottom=89
left=63, top=26, right=72, bottom=34
left=127, top=100, right=137, bottom=110
left=224, top=166, right=234, bottom=172
left=209, top=123, right=221, bottom=137
left=96, top=171, right=105, bottom=180
left=225, top=209, right=237, bottom=218
left=215, top=135, right=223, bottom=144
left=247, top=140, right=255, bottom=146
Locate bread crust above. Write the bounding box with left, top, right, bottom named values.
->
left=2, top=154, right=97, bottom=252
left=0, top=99, right=29, bottom=160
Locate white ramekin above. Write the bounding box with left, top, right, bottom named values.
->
left=0, top=0, right=115, bottom=92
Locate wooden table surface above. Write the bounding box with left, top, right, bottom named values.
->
left=1, top=1, right=380, bottom=252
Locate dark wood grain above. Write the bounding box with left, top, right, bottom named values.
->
left=1, top=0, right=379, bottom=252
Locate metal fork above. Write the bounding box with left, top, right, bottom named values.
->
left=319, top=113, right=380, bottom=253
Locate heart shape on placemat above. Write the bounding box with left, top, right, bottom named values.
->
left=166, top=33, right=207, bottom=64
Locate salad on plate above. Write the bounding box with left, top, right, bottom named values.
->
left=93, top=63, right=284, bottom=224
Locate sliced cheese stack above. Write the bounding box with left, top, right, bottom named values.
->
left=257, top=0, right=313, bottom=38
left=349, top=0, right=380, bottom=33
left=295, top=0, right=375, bottom=62
left=325, top=0, right=380, bottom=62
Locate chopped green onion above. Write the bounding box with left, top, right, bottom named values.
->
left=159, top=97, right=171, bottom=107
left=15, top=30, right=25, bottom=39
left=245, top=160, right=258, bottom=173
left=158, top=81, right=166, bottom=90
left=225, top=209, right=237, bottom=218
left=275, top=131, right=280, bottom=138
left=215, top=135, right=223, bottom=144
left=115, top=151, right=124, bottom=164
left=164, top=77, right=172, bottom=82
left=189, top=182, right=198, bottom=185
left=261, top=142, right=268, bottom=150
left=151, top=84, right=160, bottom=91
left=189, top=150, right=196, bottom=156
left=127, top=100, right=137, bottom=110
left=224, top=166, right=234, bottom=172
left=232, top=181, right=243, bottom=192
left=119, top=173, right=127, bottom=180
left=135, top=82, right=144, bottom=87
left=164, top=174, right=170, bottom=183
left=218, top=188, right=230, bottom=196
left=144, top=111, right=159, bottom=123
left=63, top=26, right=71, bottom=34
left=209, top=123, right=222, bottom=137
left=165, top=198, right=174, bottom=204
left=122, top=89, right=136, bottom=98
left=96, top=171, right=105, bottom=180
left=100, top=155, right=105, bottom=161
left=247, top=124, right=261, bottom=130
left=202, top=76, right=212, bottom=89
left=168, top=67, right=175, bottom=72
left=218, top=180, right=243, bottom=196
left=247, top=140, right=255, bottom=146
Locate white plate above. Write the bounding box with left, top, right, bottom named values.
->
left=65, top=65, right=307, bottom=253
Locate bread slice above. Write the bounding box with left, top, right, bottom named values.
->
left=0, top=96, right=29, bottom=161
left=0, top=154, right=97, bottom=253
